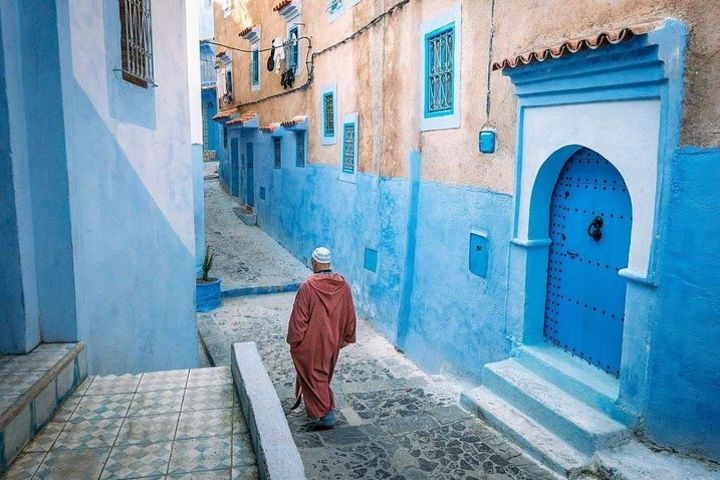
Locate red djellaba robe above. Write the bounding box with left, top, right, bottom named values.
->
left=286, top=273, right=357, bottom=419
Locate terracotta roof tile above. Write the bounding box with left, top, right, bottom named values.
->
left=492, top=21, right=663, bottom=71
left=260, top=123, right=281, bottom=132
left=238, top=25, right=256, bottom=37
left=280, top=115, right=307, bottom=127
left=212, top=109, right=236, bottom=121
left=226, top=112, right=258, bottom=126
left=273, top=0, right=292, bottom=12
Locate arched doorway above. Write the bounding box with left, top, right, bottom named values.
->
left=544, top=147, right=631, bottom=377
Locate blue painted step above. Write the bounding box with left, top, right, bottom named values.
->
left=514, top=345, right=635, bottom=426
left=481, top=359, right=629, bottom=456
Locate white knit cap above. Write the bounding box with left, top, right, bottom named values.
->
left=311, top=247, right=332, bottom=264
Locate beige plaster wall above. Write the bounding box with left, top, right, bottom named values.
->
left=212, top=0, right=719, bottom=195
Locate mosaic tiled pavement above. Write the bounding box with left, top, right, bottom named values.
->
left=1, top=367, right=259, bottom=480
left=199, top=294, right=558, bottom=480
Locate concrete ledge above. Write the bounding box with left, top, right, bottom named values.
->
left=232, top=206, right=257, bottom=225
left=231, top=342, right=305, bottom=480
left=222, top=282, right=301, bottom=298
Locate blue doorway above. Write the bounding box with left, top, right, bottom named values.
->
left=230, top=138, right=239, bottom=197
left=245, top=142, right=254, bottom=207
left=544, top=148, right=632, bottom=377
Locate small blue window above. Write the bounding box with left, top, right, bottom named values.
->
left=323, top=92, right=335, bottom=137
left=287, top=26, right=299, bottom=71
left=273, top=137, right=281, bottom=169
left=251, top=49, right=259, bottom=87
left=424, top=24, right=454, bottom=117
left=328, top=0, right=343, bottom=15
left=295, top=131, right=305, bottom=167
left=342, top=123, right=356, bottom=174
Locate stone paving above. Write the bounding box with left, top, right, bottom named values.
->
left=1, top=367, right=258, bottom=480
left=199, top=295, right=557, bottom=480
left=199, top=176, right=558, bottom=479
left=203, top=178, right=308, bottom=289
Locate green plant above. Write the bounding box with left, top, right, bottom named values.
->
left=201, top=245, right=214, bottom=282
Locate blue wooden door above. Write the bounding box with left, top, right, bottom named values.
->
left=544, top=148, right=631, bottom=377
left=230, top=138, right=239, bottom=197
left=246, top=142, right=254, bottom=207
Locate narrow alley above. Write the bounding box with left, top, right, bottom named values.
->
left=199, top=174, right=558, bottom=480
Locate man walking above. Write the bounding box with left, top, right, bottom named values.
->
left=287, top=247, right=356, bottom=430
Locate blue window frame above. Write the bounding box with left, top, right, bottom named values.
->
left=342, top=122, right=356, bottom=175
left=328, top=0, right=343, bottom=15
left=251, top=49, right=259, bottom=87
left=287, top=26, right=299, bottom=71
left=295, top=131, right=305, bottom=167
left=273, top=137, right=281, bottom=169
left=424, top=24, right=454, bottom=118
left=323, top=93, right=334, bottom=137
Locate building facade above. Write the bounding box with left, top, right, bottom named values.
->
left=0, top=0, right=199, bottom=374
left=212, top=0, right=720, bottom=468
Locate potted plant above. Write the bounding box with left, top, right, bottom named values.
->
left=196, top=246, right=222, bottom=312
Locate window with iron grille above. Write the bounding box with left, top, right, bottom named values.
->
left=273, top=137, right=281, bottom=169
left=287, top=26, right=299, bottom=71
left=342, top=123, right=356, bottom=174
left=323, top=92, right=335, bottom=137
left=424, top=24, right=454, bottom=117
left=295, top=131, right=305, bottom=167
left=251, top=49, right=260, bottom=88
left=119, top=0, right=154, bottom=88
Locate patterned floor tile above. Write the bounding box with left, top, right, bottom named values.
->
left=116, top=413, right=180, bottom=445
left=182, top=385, right=235, bottom=412
left=166, top=469, right=231, bottom=479
left=70, top=393, right=133, bottom=420
left=128, top=389, right=184, bottom=416
left=0, top=371, right=45, bottom=396
left=24, top=421, right=64, bottom=452
left=231, top=435, right=255, bottom=467
left=232, top=465, right=260, bottom=480
left=51, top=395, right=81, bottom=422
left=187, top=367, right=233, bottom=389
left=176, top=408, right=232, bottom=440
left=0, top=395, right=17, bottom=413
left=34, top=447, right=110, bottom=480
left=53, top=417, right=123, bottom=450
left=0, top=451, right=45, bottom=480
left=101, top=441, right=173, bottom=479
left=168, top=436, right=232, bottom=474
left=137, top=369, right=190, bottom=392
left=84, top=374, right=141, bottom=395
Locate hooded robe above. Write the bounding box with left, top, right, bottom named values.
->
left=287, top=273, right=356, bottom=419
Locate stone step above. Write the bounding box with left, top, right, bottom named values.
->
left=515, top=345, right=635, bottom=425
left=461, top=386, right=590, bottom=478
left=0, top=343, right=87, bottom=473
left=482, top=359, right=629, bottom=455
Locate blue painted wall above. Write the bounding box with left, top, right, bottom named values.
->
left=19, top=0, right=77, bottom=343
left=643, top=147, right=720, bottom=460
left=0, top=15, right=27, bottom=354
left=202, top=88, right=218, bottom=152
left=222, top=129, right=513, bottom=383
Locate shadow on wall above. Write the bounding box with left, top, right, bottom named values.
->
left=53, top=1, right=199, bottom=374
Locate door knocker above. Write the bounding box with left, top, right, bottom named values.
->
left=587, top=216, right=604, bottom=241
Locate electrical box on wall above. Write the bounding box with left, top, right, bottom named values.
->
left=479, top=129, right=496, bottom=154
left=469, top=230, right=489, bottom=277
left=364, top=248, right=378, bottom=272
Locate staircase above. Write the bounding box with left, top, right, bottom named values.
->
left=461, top=344, right=635, bottom=478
